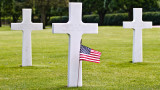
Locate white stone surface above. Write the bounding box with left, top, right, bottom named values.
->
left=11, top=9, right=43, bottom=66
left=123, top=8, right=152, bottom=63
left=153, top=26, right=160, bottom=28
left=52, top=3, right=98, bottom=87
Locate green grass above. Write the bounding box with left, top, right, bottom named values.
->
left=1, top=26, right=160, bottom=89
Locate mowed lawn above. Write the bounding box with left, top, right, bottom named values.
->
left=0, top=26, right=160, bottom=89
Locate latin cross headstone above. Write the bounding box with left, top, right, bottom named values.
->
left=11, top=9, right=43, bottom=66
left=52, top=2, right=98, bottom=87
left=123, top=8, right=152, bottom=63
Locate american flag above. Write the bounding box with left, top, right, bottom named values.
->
left=80, top=45, right=101, bottom=63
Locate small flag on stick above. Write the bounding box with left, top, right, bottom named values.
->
left=80, top=45, right=101, bottom=63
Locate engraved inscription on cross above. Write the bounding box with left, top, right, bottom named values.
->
left=52, top=3, right=98, bottom=87
left=11, top=9, right=43, bottom=66
left=123, top=8, right=152, bottom=63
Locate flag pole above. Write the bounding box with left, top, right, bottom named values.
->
left=77, top=39, right=82, bottom=87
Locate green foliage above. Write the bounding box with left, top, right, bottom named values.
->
left=0, top=0, right=69, bottom=27
left=0, top=0, right=160, bottom=26
left=1, top=26, right=160, bottom=89
left=82, top=0, right=112, bottom=25
left=2, top=0, right=13, bottom=16
left=49, top=12, right=160, bottom=26
left=5, top=0, right=31, bottom=23
left=143, top=12, right=160, bottom=25
left=103, top=13, right=128, bottom=25
left=82, top=0, right=111, bottom=13
left=0, top=1, right=2, bottom=27
left=49, top=16, right=68, bottom=23
left=83, top=15, right=99, bottom=23
left=110, top=0, right=159, bottom=11
left=33, top=0, right=69, bottom=28
left=83, top=13, right=129, bottom=25
left=109, top=0, right=159, bottom=20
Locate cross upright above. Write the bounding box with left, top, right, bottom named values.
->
left=52, top=2, right=98, bottom=87
left=11, top=9, right=43, bottom=66
left=123, top=8, right=152, bottom=63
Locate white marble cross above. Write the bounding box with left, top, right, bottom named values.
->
left=11, top=9, right=43, bottom=66
left=123, top=8, right=152, bottom=63
left=52, top=2, right=98, bottom=87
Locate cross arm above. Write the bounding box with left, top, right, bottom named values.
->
left=52, top=23, right=98, bottom=34
left=81, top=23, right=98, bottom=34
left=11, top=23, right=43, bottom=31
left=153, top=26, right=160, bottom=28
left=11, top=23, right=23, bottom=30
left=52, top=23, right=70, bottom=34
left=142, top=22, right=152, bottom=29
left=123, top=21, right=134, bottom=29
left=30, top=23, right=43, bottom=31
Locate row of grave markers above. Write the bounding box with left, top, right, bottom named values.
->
left=5, top=2, right=158, bottom=87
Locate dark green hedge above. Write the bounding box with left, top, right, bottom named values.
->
left=103, top=13, right=128, bottom=25
left=49, top=12, right=160, bottom=26
left=49, top=16, right=68, bottom=24
left=143, top=12, right=160, bottom=25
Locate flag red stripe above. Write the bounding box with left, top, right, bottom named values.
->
left=80, top=59, right=100, bottom=63
left=80, top=48, right=101, bottom=63
left=80, top=54, right=100, bottom=63
left=80, top=58, right=100, bottom=61
left=80, top=55, right=100, bottom=58
left=80, top=53, right=100, bottom=56
left=80, top=54, right=100, bottom=60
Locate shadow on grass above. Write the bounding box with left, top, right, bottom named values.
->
left=108, top=61, right=160, bottom=68
left=0, top=65, right=54, bottom=69
left=40, top=85, right=83, bottom=90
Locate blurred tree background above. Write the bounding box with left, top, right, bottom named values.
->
left=0, top=0, right=69, bottom=28
left=0, top=0, right=160, bottom=28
